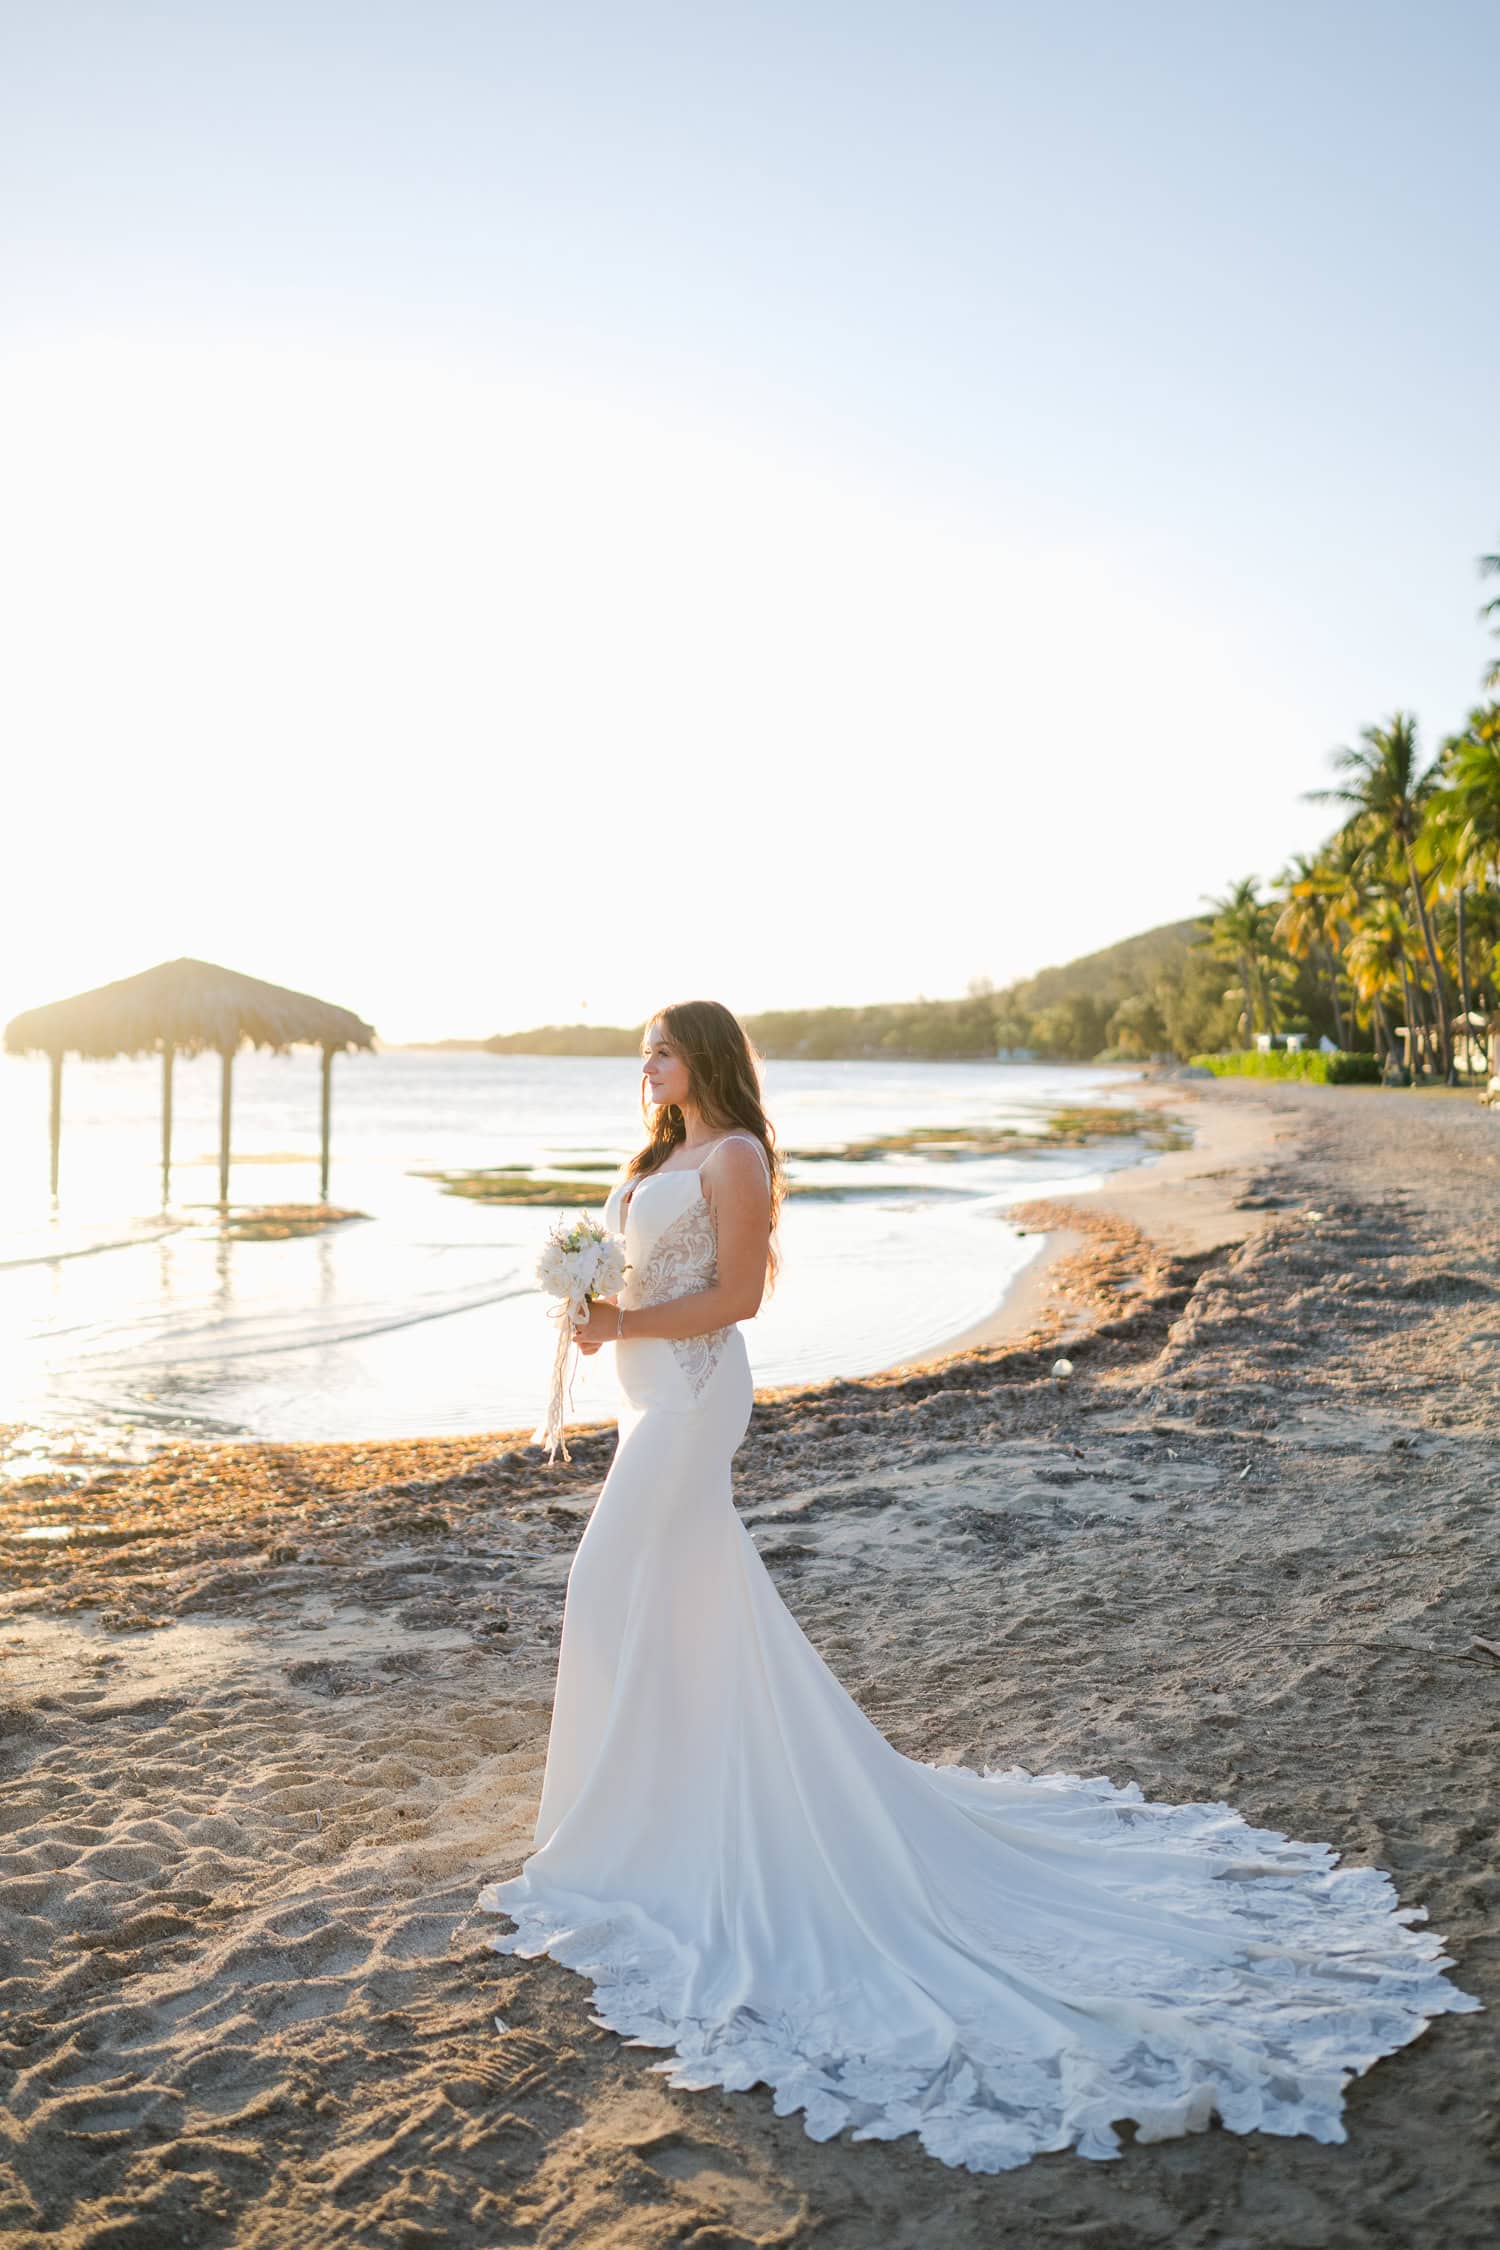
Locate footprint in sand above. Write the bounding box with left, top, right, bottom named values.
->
left=641, top=2132, right=806, bottom=2239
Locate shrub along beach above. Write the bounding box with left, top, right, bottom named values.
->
left=1192, top=1049, right=1384, bottom=1085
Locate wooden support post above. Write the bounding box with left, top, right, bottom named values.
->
left=161, top=1045, right=175, bottom=1204
left=319, top=1044, right=334, bottom=1202
left=48, top=1050, right=63, bottom=1198
left=218, top=1047, right=234, bottom=1207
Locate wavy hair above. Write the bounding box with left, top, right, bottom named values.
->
left=626, top=998, right=783, bottom=1286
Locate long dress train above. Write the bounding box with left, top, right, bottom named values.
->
left=477, top=1142, right=1478, bottom=2173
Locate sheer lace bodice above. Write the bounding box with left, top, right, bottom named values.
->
left=600, top=1136, right=770, bottom=1406
left=622, top=1187, right=727, bottom=1398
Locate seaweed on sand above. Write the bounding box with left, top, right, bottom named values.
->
left=415, top=1170, right=605, bottom=1207
left=214, top=1204, right=370, bottom=1240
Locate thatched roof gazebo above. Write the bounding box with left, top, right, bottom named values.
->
left=4, top=957, right=376, bottom=1203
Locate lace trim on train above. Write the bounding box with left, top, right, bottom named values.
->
left=476, top=1766, right=1478, bottom=2175
left=627, top=1198, right=730, bottom=1398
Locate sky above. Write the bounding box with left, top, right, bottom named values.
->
left=1, top=0, right=1496, bottom=1041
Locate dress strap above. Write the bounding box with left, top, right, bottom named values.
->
left=707, top=1132, right=772, bottom=1181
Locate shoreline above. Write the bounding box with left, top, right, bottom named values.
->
left=889, top=1077, right=1291, bottom=1371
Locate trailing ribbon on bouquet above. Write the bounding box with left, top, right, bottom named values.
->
left=533, top=1291, right=588, bottom=1465
left=532, top=1216, right=628, bottom=1466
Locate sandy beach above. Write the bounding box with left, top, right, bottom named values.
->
left=3, top=1077, right=1498, bottom=2248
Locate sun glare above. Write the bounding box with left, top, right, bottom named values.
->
left=1, top=333, right=1295, bottom=1037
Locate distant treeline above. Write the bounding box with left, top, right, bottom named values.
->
left=474, top=1024, right=643, bottom=1057
left=461, top=916, right=1259, bottom=1064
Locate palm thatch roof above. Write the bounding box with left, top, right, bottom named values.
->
left=4, top=957, right=376, bottom=1060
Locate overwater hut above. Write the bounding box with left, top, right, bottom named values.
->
left=4, top=957, right=376, bottom=1202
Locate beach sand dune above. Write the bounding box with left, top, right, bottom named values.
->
left=2, top=1080, right=1497, bottom=2247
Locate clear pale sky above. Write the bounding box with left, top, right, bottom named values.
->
left=2, top=1, right=1496, bottom=1041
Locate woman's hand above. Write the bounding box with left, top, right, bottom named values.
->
left=573, top=1296, right=619, bottom=1354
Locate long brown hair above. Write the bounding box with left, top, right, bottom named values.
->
left=626, top=998, right=783, bottom=1286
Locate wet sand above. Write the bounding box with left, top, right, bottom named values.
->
left=913, top=1080, right=1277, bottom=1364
left=2, top=1079, right=1497, bottom=2248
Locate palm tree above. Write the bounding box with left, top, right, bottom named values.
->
left=1316, top=825, right=1379, bottom=970
left=1275, top=850, right=1348, bottom=1046
left=1307, top=714, right=1451, bottom=1076
left=1346, top=897, right=1420, bottom=1071
left=1201, top=878, right=1279, bottom=1046
left=1438, top=704, right=1500, bottom=889
left=1430, top=703, right=1500, bottom=1059
left=1458, top=882, right=1500, bottom=1013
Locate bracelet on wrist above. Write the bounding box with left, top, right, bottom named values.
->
left=616, top=1303, right=626, bottom=1340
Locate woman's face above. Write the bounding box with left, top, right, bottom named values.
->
left=641, top=1020, right=693, bottom=1115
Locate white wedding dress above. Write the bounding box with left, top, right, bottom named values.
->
left=477, top=1138, right=1478, bottom=2172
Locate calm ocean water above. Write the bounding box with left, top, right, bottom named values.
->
left=0, top=1049, right=1152, bottom=1480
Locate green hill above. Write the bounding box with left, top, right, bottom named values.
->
left=480, top=1023, right=641, bottom=1057
left=463, top=914, right=1232, bottom=1063
left=1008, top=919, right=1203, bottom=1013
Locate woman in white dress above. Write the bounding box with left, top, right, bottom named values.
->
left=478, top=999, right=1477, bottom=2174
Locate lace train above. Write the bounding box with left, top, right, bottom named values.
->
left=479, top=1763, right=1476, bottom=2173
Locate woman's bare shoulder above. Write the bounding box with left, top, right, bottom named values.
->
left=701, top=1134, right=772, bottom=1191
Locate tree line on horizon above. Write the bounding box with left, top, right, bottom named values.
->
left=471, top=538, right=1500, bottom=1072
left=469, top=921, right=1219, bottom=1064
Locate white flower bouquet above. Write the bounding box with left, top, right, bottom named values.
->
left=532, top=1214, right=629, bottom=1463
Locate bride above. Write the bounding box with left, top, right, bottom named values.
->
left=477, top=998, right=1478, bottom=2173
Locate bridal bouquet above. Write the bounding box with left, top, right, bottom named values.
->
left=532, top=1215, right=628, bottom=1464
